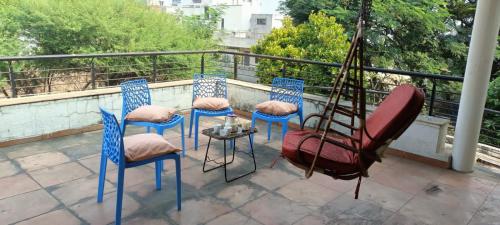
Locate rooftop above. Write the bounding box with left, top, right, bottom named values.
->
left=1, top=116, right=499, bottom=225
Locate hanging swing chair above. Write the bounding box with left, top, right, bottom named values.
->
left=280, top=0, right=425, bottom=199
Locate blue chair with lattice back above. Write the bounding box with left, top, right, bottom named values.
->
left=97, top=107, right=181, bottom=225
left=120, top=79, right=186, bottom=158
left=251, top=77, right=304, bottom=143
left=189, top=74, right=233, bottom=150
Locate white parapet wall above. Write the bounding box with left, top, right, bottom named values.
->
left=228, top=79, right=451, bottom=163
left=0, top=80, right=193, bottom=143
left=0, top=79, right=451, bottom=164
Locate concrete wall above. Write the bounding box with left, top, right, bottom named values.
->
left=0, top=81, right=193, bottom=143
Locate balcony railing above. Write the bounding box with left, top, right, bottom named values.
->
left=0, top=50, right=498, bottom=149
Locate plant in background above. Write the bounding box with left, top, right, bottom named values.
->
left=252, top=12, right=349, bottom=89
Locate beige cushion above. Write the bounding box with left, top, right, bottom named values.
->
left=125, top=105, right=176, bottom=122
left=256, top=100, right=298, bottom=116
left=124, top=133, right=180, bottom=162
left=192, top=97, right=230, bottom=110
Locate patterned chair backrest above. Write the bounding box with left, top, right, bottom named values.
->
left=120, top=79, right=152, bottom=117
left=192, top=74, right=228, bottom=102
left=99, top=107, right=124, bottom=165
left=270, top=77, right=304, bottom=108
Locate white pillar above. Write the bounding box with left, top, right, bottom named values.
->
left=452, top=0, right=500, bottom=172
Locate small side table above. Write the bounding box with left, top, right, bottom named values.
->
left=202, top=127, right=257, bottom=182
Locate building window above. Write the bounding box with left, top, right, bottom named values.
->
left=193, top=0, right=201, bottom=3
left=256, top=18, right=267, bottom=25
left=159, top=0, right=164, bottom=6
left=221, top=18, right=225, bottom=30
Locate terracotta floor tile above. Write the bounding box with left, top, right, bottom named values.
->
left=122, top=216, right=170, bottom=225
left=5, top=143, right=53, bottom=159
left=351, top=180, right=414, bottom=211
left=0, top=160, right=20, bottom=178
left=277, top=179, right=342, bottom=210
left=308, top=172, right=358, bottom=193
left=416, top=182, right=487, bottom=212
left=15, top=152, right=70, bottom=171
left=338, top=197, right=395, bottom=224
left=436, top=170, right=498, bottom=195
left=240, top=193, right=311, bottom=225
left=293, top=215, right=330, bottom=225
left=370, top=167, right=432, bottom=195
left=29, top=162, right=92, bottom=187
left=382, top=212, right=428, bottom=225
left=70, top=193, right=140, bottom=225
left=106, top=166, right=157, bottom=188
left=50, top=175, right=115, bottom=206
left=15, top=209, right=81, bottom=225
left=399, top=195, right=475, bottom=225
left=249, top=168, right=299, bottom=191
left=206, top=211, right=261, bottom=225
left=78, top=154, right=118, bottom=173
left=215, top=184, right=267, bottom=208
left=180, top=165, right=225, bottom=190
left=0, top=190, right=59, bottom=224
left=0, top=173, right=41, bottom=200
left=167, top=197, right=232, bottom=225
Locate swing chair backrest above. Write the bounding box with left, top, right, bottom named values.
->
left=355, top=84, right=425, bottom=152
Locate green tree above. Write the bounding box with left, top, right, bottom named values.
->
left=0, top=0, right=218, bottom=95
left=252, top=12, right=350, bottom=87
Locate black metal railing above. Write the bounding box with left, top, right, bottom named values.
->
left=0, top=50, right=497, bottom=148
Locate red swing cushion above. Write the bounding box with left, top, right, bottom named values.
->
left=282, top=85, right=425, bottom=174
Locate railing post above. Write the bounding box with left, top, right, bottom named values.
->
left=7, top=61, right=17, bottom=98
left=90, top=59, right=96, bottom=89
left=429, top=79, right=436, bottom=116
left=200, top=54, right=205, bottom=74
left=281, top=64, right=286, bottom=77
left=233, top=55, right=238, bottom=79
left=152, top=56, right=158, bottom=83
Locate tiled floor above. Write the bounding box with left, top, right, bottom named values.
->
left=1, top=116, right=500, bottom=225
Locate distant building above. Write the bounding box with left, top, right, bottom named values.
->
left=147, top=0, right=282, bottom=82
left=147, top=0, right=283, bottom=49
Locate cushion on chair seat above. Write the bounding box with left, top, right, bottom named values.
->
left=282, top=130, right=361, bottom=175
left=256, top=100, right=298, bottom=116
left=192, top=97, right=230, bottom=110
left=124, top=133, right=180, bottom=162
left=125, top=105, right=176, bottom=123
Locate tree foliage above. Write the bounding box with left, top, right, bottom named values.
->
left=0, top=0, right=218, bottom=93
left=251, top=12, right=349, bottom=87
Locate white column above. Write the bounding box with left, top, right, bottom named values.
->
left=452, top=0, right=500, bottom=172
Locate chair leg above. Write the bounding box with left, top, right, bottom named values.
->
left=267, top=122, right=272, bottom=142
left=281, top=121, right=288, bottom=141
left=194, top=112, right=200, bottom=151
left=298, top=111, right=304, bottom=127
left=97, top=153, right=107, bottom=203
left=355, top=175, right=362, bottom=199
left=175, top=155, right=182, bottom=211
left=115, top=167, right=125, bottom=225
left=146, top=127, right=151, bottom=133
left=250, top=114, right=257, bottom=147
left=155, top=161, right=162, bottom=190
left=157, top=128, right=165, bottom=171
left=188, top=109, right=194, bottom=138
left=180, top=119, right=186, bottom=157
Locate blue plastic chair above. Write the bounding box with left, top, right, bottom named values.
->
left=189, top=74, right=233, bottom=150
left=251, top=77, right=304, bottom=142
left=97, top=107, right=181, bottom=225
left=120, top=79, right=186, bottom=158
